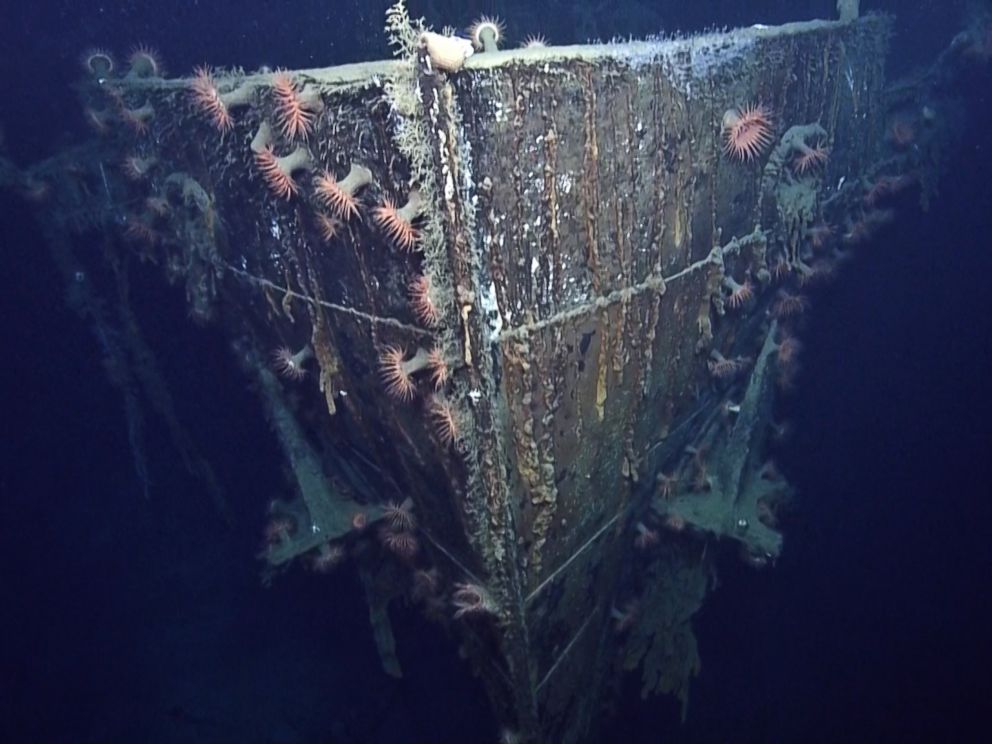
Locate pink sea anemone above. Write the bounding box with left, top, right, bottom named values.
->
left=379, top=345, right=431, bottom=401
left=793, top=142, right=829, bottom=174
left=382, top=498, right=416, bottom=532
left=468, top=16, right=505, bottom=52
left=254, top=145, right=311, bottom=200
left=722, top=104, right=774, bottom=162
left=314, top=164, right=372, bottom=220
left=82, top=48, right=115, bottom=77
left=429, top=396, right=460, bottom=446
left=272, top=71, right=322, bottom=141
left=189, top=66, right=233, bottom=132
left=723, top=275, right=754, bottom=309
left=374, top=190, right=423, bottom=251
left=427, top=346, right=449, bottom=390
left=378, top=526, right=419, bottom=561
left=315, top=213, right=343, bottom=243
left=408, top=274, right=440, bottom=327
left=272, top=344, right=313, bottom=380
left=128, top=45, right=165, bottom=78
left=452, top=583, right=498, bottom=620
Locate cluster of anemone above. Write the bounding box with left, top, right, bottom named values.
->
left=377, top=499, right=419, bottom=561
left=82, top=45, right=165, bottom=80
left=378, top=345, right=432, bottom=401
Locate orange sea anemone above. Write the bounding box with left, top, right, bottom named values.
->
left=314, top=163, right=372, bottom=220
left=722, top=103, right=774, bottom=162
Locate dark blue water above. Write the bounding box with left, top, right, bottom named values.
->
left=2, top=1, right=991, bottom=742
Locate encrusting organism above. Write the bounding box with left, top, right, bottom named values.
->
left=272, top=345, right=313, bottom=381
left=420, top=31, right=474, bottom=73
left=314, top=164, right=372, bottom=220
left=722, top=103, right=774, bottom=162
left=374, top=189, right=423, bottom=251
left=468, top=16, right=505, bottom=52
